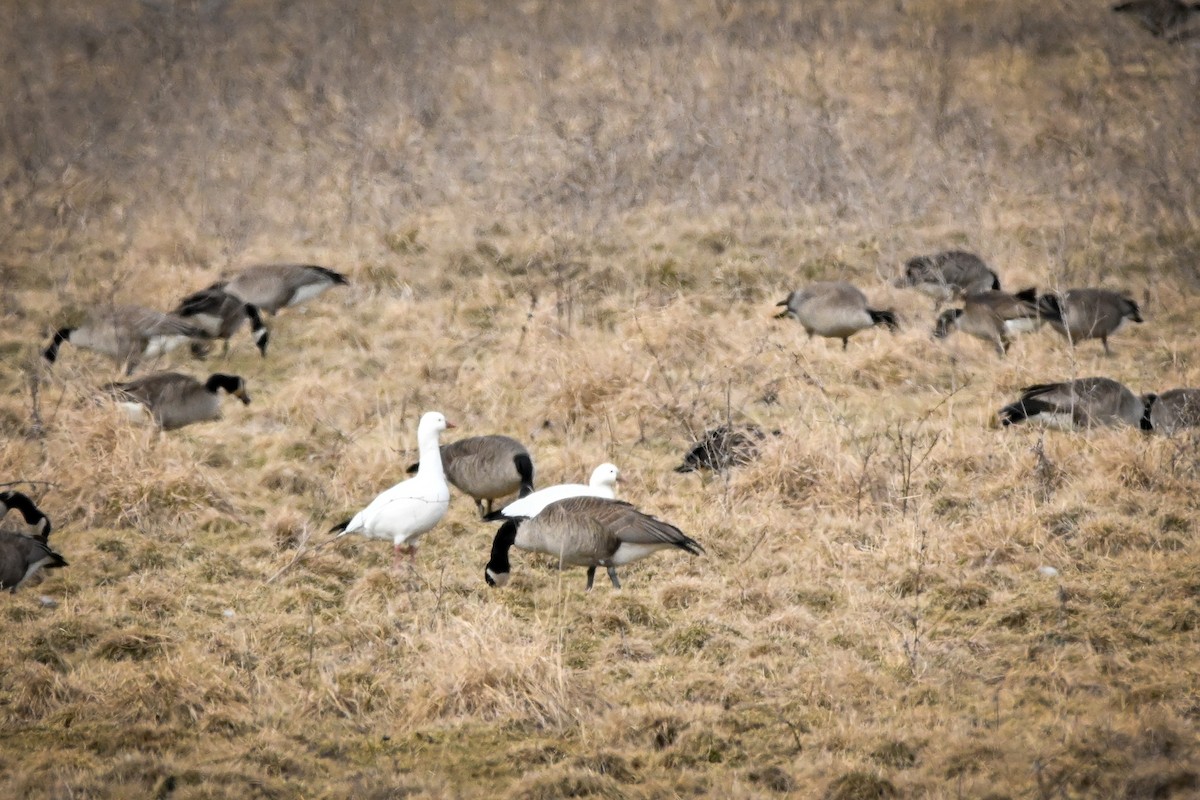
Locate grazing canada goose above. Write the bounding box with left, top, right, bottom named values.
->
left=214, top=263, right=349, bottom=314
left=0, top=533, right=68, bottom=593
left=1141, top=388, right=1200, bottom=435
left=998, top=377, right=1147, bottom=430
left=485, top=462, right=620, bottom=521
left=895, top=251, right=1000, bottom=307
left=932, top=288, right=1042, bottom=356
left=0, top=491, right=52, bottom=542
left=775, top=281, right=898, bottom=350
left=331, top=412, right=453, bottom=567
left=105, top=371, right=251, bottom=431
left=676, top=425, right=767, bottom=473
left=0, top=493, right=65, bottom=593
left=1036, top=288, right=1143, bottom=356
left=1112, top=0, right=1200, bottom=39
left=484, top=496, right=703, bottom=590
left=43, top=305, right=208, bottom=375
left=173, top=286, right=269, bottom=358
left=407, top=434, right=534, bottom=517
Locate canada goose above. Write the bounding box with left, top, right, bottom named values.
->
left=484, top=496, right=703, bottom=590
left=0, top=493, right=66, bottom=593
left=214, top=263, right=349, bottom=314
left=0, top=491, right=52, bottom=542
left=406, top=434, right=534, bottom=517
left=676, top=425, right=767, bottom=473
left=775, top=281, right=898, bottom=349
left=331, top=412, right=454, bottom=567
left=998, top=377, right=1147, bottom=430
left=1112, top=0, right=1200, bottom=39
left=43, top=305, right=208, bottom=375
left=0, top=533, right=68, bottom=593
left=1141, top=388, right=1200, bottom=435
left=173, top=286, right=269, bottom=358
left=932, top=288, right=1042, bottom=356
left=895, top=251, right=1000, bottom=307
left=1036, top=288, right=1143, bottom=356
left=105, top=371, right=250, bottom=431
left=485, top=463, right=620, bottom=521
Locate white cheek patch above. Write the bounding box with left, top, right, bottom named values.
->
left=486, top=569, right=511, bottom=587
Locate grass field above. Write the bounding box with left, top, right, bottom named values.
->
left=2, top=1, right=1200, bottom=797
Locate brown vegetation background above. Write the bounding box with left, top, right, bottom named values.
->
left=2, top=1, right=1200, bottom=797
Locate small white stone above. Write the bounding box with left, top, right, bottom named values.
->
left=1037, top=566, right=1059, bottom=578
left=223, top=608, right=236, bottom=619
left=38, top=595, right=58, bottom=608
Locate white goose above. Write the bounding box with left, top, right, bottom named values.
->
left=331, top=411, right=454, bottom=567
left=485, top=462, right=620, bottom=521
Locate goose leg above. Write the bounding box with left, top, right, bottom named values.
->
left=392, top=544, right=404, bottom=570
left=474, top=498, right=485, bottom=517
left=585, top=567, right=596, bottom=591
left=1102, top=336, right=1112, bottom=357
left=607, top=567, right=621, bottom=590
left=842, top=338, right=849, bottom=351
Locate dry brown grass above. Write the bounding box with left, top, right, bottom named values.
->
left=3, top=1, right=1200, bottom=797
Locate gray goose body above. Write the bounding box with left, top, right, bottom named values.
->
left=485, top=496, right=703, bottom=590
left=1143, top=388, right=1200, bottom=435
left=1036, top=288, right=1142, bottom=355
left=998, top=377, right=1147, bottom=430
left=776, top=281, right=898, bottom=349
left=216, top=263, right=348, bottom=314
left=933, top=288, right=1041, bottom=356
left=0, top=492, right=66, bottom=593
left=173, top=286, right=269, bottom=357
left=106, top=371, right=250, bottom=431
left=1113, top=0, right=1200, bottom=38
left=896, top=251, right=999, bottom=307
left=408, top=434, right=534, bottom=516
left=43, top=305, right=208, bottom=375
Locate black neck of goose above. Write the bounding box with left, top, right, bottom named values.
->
left=245, top=304, right=269, bottom=355
left=0, top=491, right=51, bottom=541
left=205, top=374, right=242, bottom=395
left=1141, top=394, right=1157, bottom=432
left=485, top=519, right=522, bottom=585
left=43, top=328, right=73, bottom=363
left=514, top=454, right=535, bottom=497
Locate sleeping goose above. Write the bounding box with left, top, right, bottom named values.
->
left=407, top=434, right=534, bottom=517
left=214, top=263, right=349, bottom=314
left=676, top=425, right=767, bottom=473
left=1112, top=0, right=1200, bottom=39
left=1141, top=388, right=1200, bottom=435
left=485, top=463, right=619, bottom=521
left=776, top=281, right=898, bottom=350
left=895, top=251, right=1000, bottom=308
left=1, top=491, right=52, bottom=542
left=484, top=496, right=703, bottom=590
left=331, top=411, right=453, bottom=567
left=43, top=305, right=208, bottom=375
left=1036, top=288, right=1143, bottom=356
left=173, top=286, right=269, bottom=358
left=0, top=493, right=66, bottom=593
left=105, top=371, right=251, bottom=431
left=998, top=377, right=1147, bottom=430
left=932, top=288, right=1042, bottom=356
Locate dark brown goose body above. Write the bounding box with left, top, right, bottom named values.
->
left=215, top=264, right=348, bottom=314
left=43, top=305, right=208, bottom=375
left=485, top=496, right=703, bottom=590
left=408, top=434, right=534, bottom=516
left=107, top=371, right=250, bottom=431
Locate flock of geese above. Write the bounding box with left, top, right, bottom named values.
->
left=4, top=246, right=1199, bottom=595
